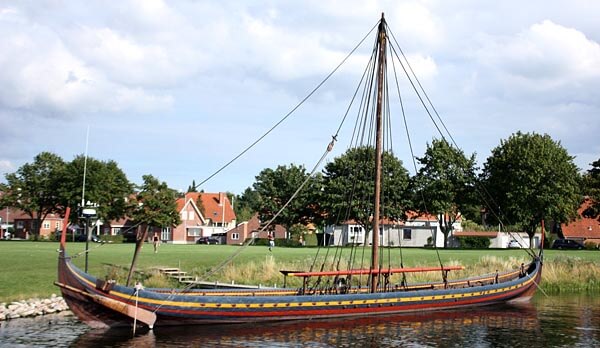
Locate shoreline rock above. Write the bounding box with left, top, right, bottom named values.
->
left=0, top=294, right=69, bottom=321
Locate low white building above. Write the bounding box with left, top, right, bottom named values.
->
left=328, top=213, right=462, bottom=248
left=451, top=231, right=541, bottom=248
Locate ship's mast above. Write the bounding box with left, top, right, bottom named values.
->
left=370, top=13, right=387, bottom=293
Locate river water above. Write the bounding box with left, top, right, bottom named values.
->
left=0, top=294, right=598, bottom=347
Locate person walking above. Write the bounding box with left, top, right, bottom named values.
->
left=153, top=233, right=160, bottom=253
left=268, top=231, right=275, bottom=252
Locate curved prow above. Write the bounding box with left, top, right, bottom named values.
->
left=60, top=207, right=71, bottom=250
left=539, top=219, right=545, bottom=262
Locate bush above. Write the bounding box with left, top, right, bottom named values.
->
left=251, top=238, right=302, bottom=247
left=584, top=241, right=599, bottom=250
left=457, top=236, right=491, bottom=249
left=100, top=234, right=124, bottom=244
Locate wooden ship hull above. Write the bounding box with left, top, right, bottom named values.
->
left=57, top=245, right=542, bottom=329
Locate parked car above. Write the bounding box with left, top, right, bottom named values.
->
left=507, top=240, right=521, bottom=248
left=196, top=236, right=220, bottom=245
left=76, top=234, right=101, bottom=243
left=551, top=239, right=584, bottom=250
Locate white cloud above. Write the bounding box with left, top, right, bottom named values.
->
left=479, top=20, right=600, bottom=90
left=0, top=6, right=174, bottom=117
left=0, top=160, right=14, bottom=174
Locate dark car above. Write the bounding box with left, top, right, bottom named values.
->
left=196, top=236, right=220, bottom=245
left=75, top=234, right=101, bottom=243
left=551, top=239, right=584, bottom=250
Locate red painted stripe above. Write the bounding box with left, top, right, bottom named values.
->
left=287, top=266, right=464, bottom=277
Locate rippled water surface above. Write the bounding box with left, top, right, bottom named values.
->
left=1, top=294, right=598, bottom=347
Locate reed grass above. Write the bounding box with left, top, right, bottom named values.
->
left=541, top=255, right=600, bottom=292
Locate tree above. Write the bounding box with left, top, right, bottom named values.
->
left=251, top=164, right=319, bottom=239
left=480, top=132, right=581, bottom=245
left=582, top=159, right=600, bottom=218
left=412, top=139, right=478, bottom=248
left=234, top=187, right=260, bottom=223
left=126, top=175, right=181, bottom=286
left=57, top=155, right=133, bottom=225
left=0, top=152, right=65, bottom=236
left=187, top=180, right=198, bottom=193
left=321, top=146, right=411, bottom=243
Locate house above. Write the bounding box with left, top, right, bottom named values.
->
left=451, top=230, right=540, bottom=248
left=561, top=198, right=600, bottom=246
left=171, top=192, right=236, bottom=244
left=226, top=214, right=286, bottom=245
left=329, top=212, right=462, bottom=248
left=0, top=207, right=18, bottom=238
left=12, top=210, right=64, bottom=239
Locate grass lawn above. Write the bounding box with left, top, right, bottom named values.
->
left=0, top=241, right=598, bottom=302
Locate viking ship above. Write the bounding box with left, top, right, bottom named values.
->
left=56, top=14, right=543, bottom=329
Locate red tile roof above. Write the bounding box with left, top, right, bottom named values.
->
left=0, top=207, right=28, bottom=222
left=177, top=192, right=236, bottom=223
left=561, top=199, right=600, bottom=240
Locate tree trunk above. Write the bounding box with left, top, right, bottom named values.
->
left=126, top=225, right=149, bottom=287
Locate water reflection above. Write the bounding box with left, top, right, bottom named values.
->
left=72, top=304, right=541, bottom=347
left=2, top=295, right=598, bottom=347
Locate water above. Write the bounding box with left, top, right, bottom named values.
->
left=1, top=294, right=598, bottom=347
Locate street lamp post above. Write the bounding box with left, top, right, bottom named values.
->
left=81, top=202, right=98, bottom=273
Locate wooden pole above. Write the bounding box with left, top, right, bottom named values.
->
left=371, top=13, right=387, bottom=293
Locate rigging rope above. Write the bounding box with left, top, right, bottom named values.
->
left=192, top=23, right=379, bottom=192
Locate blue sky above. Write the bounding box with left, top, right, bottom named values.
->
left=1, top=1, right=599, bottom=195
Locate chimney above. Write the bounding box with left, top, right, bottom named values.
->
left=218, top=192, right=224, bottom=206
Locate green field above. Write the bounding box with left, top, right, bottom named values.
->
left=0, top=241, right=598, bottom=302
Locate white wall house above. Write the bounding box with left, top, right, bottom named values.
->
left=451, top=231, right=541, bottom=249
left=329, top=214, right=462, bottom=248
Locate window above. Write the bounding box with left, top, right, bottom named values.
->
left=161, top=227, right=172, bottom=241
left=112, top=227, right=122, bottom=235
left=403, top=228, right=412, bottom=240
left=43, top=222, right=50, bottom=229
left=188, top=228, right=201, bottom=236
left=55, top=221, right=61, bottom=229
left=17, top=221, right=24, bottom=228
left=231, top=233, right=239, bottom=240
left=181, top=211, right=188, bottom=220
left=349, top=226, right=363, bottom=242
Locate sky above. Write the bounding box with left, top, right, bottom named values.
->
left=1, top=0, right=599, bottom=195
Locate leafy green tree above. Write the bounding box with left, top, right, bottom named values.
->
left=57, top=155, right=133, bottom=224
left=582, top=159, right=600, bottom=218
left=321, top=146, right=411, bottom=243
left=187, top=180, right=198, bottom=193
left=126, top=175, right=181, bottom=286
left=251, top=164, right=319, bottom=238
left=412, top=139, right=478, bottom=248
left=0, top=152, right=65, bottom=236
left=234, top=187, right=259, bottom=222
left=481, top=132, right=581, bottom=245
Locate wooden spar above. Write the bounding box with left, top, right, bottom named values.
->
left=284, top=265, right=464, bottom=277
left=126, top=225, right=149, bottom=287
left=370, top=13, right=387, bottom=293
left=59, top=207, right=71, bottom=250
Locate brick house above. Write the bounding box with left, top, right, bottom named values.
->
left=11, top=210, right=63, bottom=239
left=171, top=192, right=236, bottom=244
left=226, top=214, right=286, bottom=245
left=561, top=198, right=600, bottom=246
